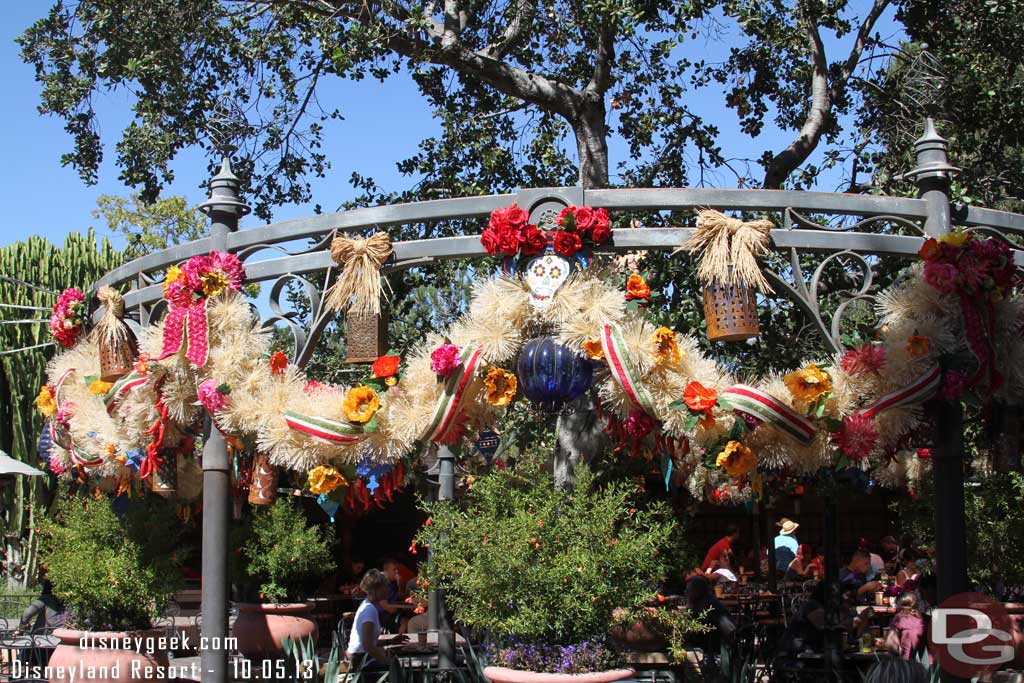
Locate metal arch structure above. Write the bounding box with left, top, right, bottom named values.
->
left=88, top=120, right=1020, bottom=682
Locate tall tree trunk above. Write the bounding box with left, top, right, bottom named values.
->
left=573, top=101, right=609, bottom=189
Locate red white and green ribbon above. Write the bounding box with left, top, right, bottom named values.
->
left=103, top=370, right=148, bottom=414
left=858, top=365, right=942, bottom=420
left=420, top=346, right=485, bottom=443
left=601, top=322, right=657, bottom=416
left=49, top=369, right=102, bottom=468
left=722, top=384, right=816, bottom=446
left=284, top=411, right=368, bottom=445
left=156, top=297, right=211, bottom=366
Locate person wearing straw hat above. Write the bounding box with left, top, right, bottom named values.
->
left=774, top=518, right=800, bottom=573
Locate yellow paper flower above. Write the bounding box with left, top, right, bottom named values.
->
left=783, top=363, right=832, bottom=403
left=939, top=230, right=972, bottom=248
left=484, top=367, right=517, bottom=406
left=200, top=271, right=232, bottom=298
left=343, top=385, right=381, bottom=423
left=35, top=386, right=57, bottom=417
left=906, top=335, right=930, bottom=357
left=583, top=339, right=604, bottom=360
left=308, top=465, right=347, bottom=495
left=163, top=265, right=183, bottom=296
left=716, top=440, right=757, bottom=477
left=651, top=327, right=684, bottom=365
left=88, top=379, right=114, bottom=395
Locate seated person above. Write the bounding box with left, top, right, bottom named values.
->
left=378, top=557, right=416, bottom=631
left=346, top=569, right=404, bottom=670
left=883, top=592, right=925, bottom=660
left=784, top=544, right=815, bottom=582
left=708, top=550, right=738, bottom=585
left=19, top=579, right=63, bottom=633
left=684, top=574, right=736, bottom=654
left=839, top=550, right=882, bottom=603
left=778, top=583, right=826, bottom=659
left=896, top=549, right=920, bottom=586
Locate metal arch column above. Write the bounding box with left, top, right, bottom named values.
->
left=198, top=159, right=251, bottom=683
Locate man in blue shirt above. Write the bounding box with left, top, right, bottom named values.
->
left=774, top=518, right=799, bottom=572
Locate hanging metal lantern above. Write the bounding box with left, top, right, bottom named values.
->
left=151, top=448, right=178, bottom=496
left=702, top=281, right=759, bottom=342
left=345, top=311, right=388, bottom=363
left=516, top=336, right=593, bottom=412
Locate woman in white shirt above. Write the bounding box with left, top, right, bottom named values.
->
left=347, top=569, right=403, bottom=669
left=710, top=550, right=738, bottom=584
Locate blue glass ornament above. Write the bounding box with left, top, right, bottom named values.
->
left=516, top=336, right=593, bottom=412
left=37, top=423, right=53, bottom=465
left=317, top=493, right=340, bottom=523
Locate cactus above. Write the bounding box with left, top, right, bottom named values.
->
left=0, top=229, right=121, bottom=590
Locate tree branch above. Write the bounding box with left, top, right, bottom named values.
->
left=586, top=20, right=615, bottom=96
left=830, top=0, right=890, bottom=104
left=482, top=0, right=537, bottom=60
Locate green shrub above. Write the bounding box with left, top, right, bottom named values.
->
left=39, top=494, right=181, bottom=631
left=414, top=463, right=677, bottom=645
left=242, top=498, right=334, bottom=603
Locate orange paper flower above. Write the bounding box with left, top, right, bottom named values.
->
left=783, top=363, right=832, bottom=404
left=652, top=327, right=683, bottom=365
left=343, top=385, right=381, bottom=423
left=35, top=386, right=57, bottom=417
left=716, top=440, right=757, bottom=477
left=484, top=367, right=517, bottom=406
left=683, top=381, right=717, bottom=414
left=308, top=465, right=346, bottom=494
left=269, top=351, right=288, bottom=375
left=583, top=338, right=604, bottom=360
left=918, top=238, right=942, bottom=261
left=625, top=274, right=651, bottom=301
left=906, top=335, right=930, bottom=357
left=372, top=355, right=401, bottom=379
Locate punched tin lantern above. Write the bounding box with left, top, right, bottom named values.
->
left=516, top=336, right=593, bottom=412
left=702, top=281, right=759, bottom=342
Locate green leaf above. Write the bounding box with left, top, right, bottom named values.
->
left=814, top=400, right=826, bottom=418
left=716, top=396, right=732, bottom=410
left=668, top=398, right=687, bottom=410
left=683, top=412, right=700, bottom=431
left=824, top=416, right=845, bottom=432
left=363, top=416, right=380, bottom=433
left=729, top=418, right=746, bottom=440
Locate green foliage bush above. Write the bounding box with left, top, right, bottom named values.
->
left=414, top=464, right=677, bottom=644
left=39, top=494, right=181, bottom=631
left=242, top=498, right=335, bottom=603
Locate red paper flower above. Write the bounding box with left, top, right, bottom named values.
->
left=520, top=225, right=548, bottom=255
left=840, top=344, right=886, bottom=376
left=624, top=409, right=656, bottom=439
left=573, top=206, right=597, bottom=232
left=430, top=344, right=461, bottom=376
left=269, top=352, right=288, bottom=375
left=918, top=238, right=942, bottom=261
left=832, top=414, right=878, bottom=461
left=553, top=230, right=583, bottom=257
left=683, top=381, right=718, bottom=414
left=372, top=355, right=401, bottom=379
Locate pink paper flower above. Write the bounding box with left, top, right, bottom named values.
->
left=430, top=344, right=462, bottom=376
left=624, top=409, right=656, bottom=440
left=923, top=261, right=958, bottom=293
left=840, top=344, right=886, bottom=376
left=197, top=379, right=230, bottom=413
left=832, top=414, right=878, bottom=461
left=55, top=402, right=76, bottom=425
left=48, top=455, right=67, bottom=476
left=49, top=288, right=86, bottom=348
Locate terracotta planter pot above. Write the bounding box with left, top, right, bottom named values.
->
left=608, top=621, right=668, bottom=653
left=46, top=628, right=168, bottom=683
left=483, top=667, right=636, bottom=683
left=231, top=603, right=318, bottom=660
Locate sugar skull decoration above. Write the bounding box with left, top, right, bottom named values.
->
left=524, top=253, right=572, bottom=309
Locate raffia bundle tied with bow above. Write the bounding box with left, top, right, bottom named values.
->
left=325, top=231, right=393, bottom=315
left=681, top=209, right=774, bottom=293
left=96, top=285, right=138, bottom=381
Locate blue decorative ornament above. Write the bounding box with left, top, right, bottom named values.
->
left=356, top=458, right=393, bottom=494
left=516, top=336, right=593, bottom=412
left=476, top=430, right=500, bottom=466
left=317, top=493, right=340, bottom=523
left=124, top=449, right=145, bottom=471
left=37, top=423, right=53, bottom=465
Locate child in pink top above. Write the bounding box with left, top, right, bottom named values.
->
left=887, top=592, right=925, bottom=660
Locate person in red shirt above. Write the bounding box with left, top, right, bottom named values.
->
left=701, top=524, right=740, bottom=572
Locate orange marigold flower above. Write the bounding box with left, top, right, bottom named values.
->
left=269, top=351, right=288, bottom=375
left=88, top=379, right=113, bottom=395
left=906, top=335, right=930, bottom=357
left=308, top=465, right=346, bottom=494
left=372, top=355, right=401, bottom=379
left=583, top=338, right=604, bottom=360
left=652, top=327, right=683, bottom=365
left=343, top=385, right=381, bottom=423
left=918, top=238, right=942, bottom=261
left=625, top=273, right=651, bottom=301
left=783, top=363, right=832, bottom=404
left=484, top=367, right=517, bottom=407
left=35, top=385, right=57, bottom=417
left=135, top=354, right=150, bottom=375
left=683, top=381, right=717, bottom=414
left=716, top=440, right=757, bottom=477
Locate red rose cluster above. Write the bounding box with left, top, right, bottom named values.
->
left=481, top=205, right=547, bottom=257
left=552, top=205, right=611, bottom=258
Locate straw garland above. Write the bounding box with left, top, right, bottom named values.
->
left=680, top=209, right=774, bottom=293
left=324, top=231, right=392, bottom=315
left=94, top=286, right=130, bottom=345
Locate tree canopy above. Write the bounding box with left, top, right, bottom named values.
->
left=21, top=0, right=902, bottom=219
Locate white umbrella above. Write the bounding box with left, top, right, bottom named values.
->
left=0, top=450, right=45, bottom=477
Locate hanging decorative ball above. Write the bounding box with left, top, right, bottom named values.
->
left=516, top=336, right=593, bottom=412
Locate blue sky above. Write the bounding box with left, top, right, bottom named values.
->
left=1, top=3, right=901, bottom=251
